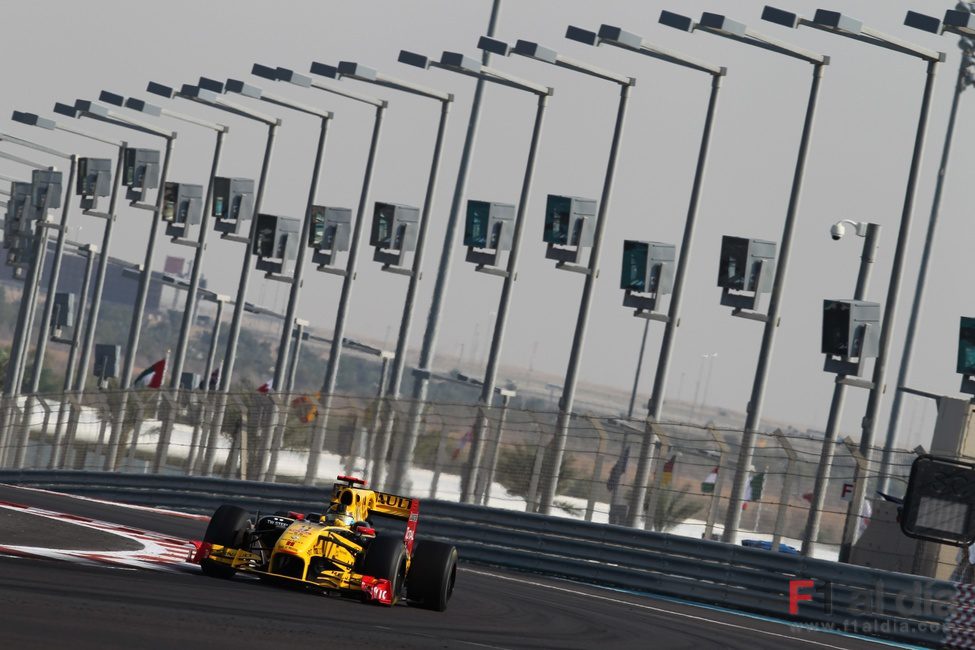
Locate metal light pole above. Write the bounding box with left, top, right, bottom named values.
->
left=573, top=23, right=726, bottom=526
left=388, top=50, right=551, bottom=497
left=8, top=116, right=86, bottom=400
left=801, top=220, right=880, bottom=556
left=61, top=99, right=179, bottom=472
left=880, top=7, right=975, bottom=492
left=331, top=61, right=453, bottom=493
left=97, top=90, right=230, bottom=471
left=664, top=10, right=829, bottom=542
left=43, top=104, right=128, bottom=469
left=0, top=140, right=70, bottom=466
left=766, top=7, right=943, bottom=562
left=101, top=92, right=230, bottom=397
left=146, top=80, right=281, bottom=476
left=47, top=241, right=96, bottom=468
left=237, top=66, right=387, bottom=487
left=393, top=0, right=503, bottom=496
left=0, top=136, right=74, bottom=397
left=218, top=74, right=333, bottom=481
left=474, top=35, right=634, bottom=514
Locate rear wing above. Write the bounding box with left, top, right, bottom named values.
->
left=370, top=491, right=419, bottom=555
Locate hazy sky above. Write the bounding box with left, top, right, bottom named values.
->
left=2, top=1, right=971, bottom=450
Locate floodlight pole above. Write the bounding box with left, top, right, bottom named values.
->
left=104, top=132, right=175, bottom=471
left=149, top=86, right=280, bottom=478
left=467, top=91, right=549, bottom=504
left=802, top=222, right=880, bottom=556
left=47, top=242, right=96, bottom=468
left=169, top=126, right=226, bottom=390
left=881, top=46, right=973, bottom=492
left=27, top=154, right=78, bottom=394
left=304, top=104, right=385, bottom=485
left=721, top=61, right=824, bottom=541
left=73, top=142, right=127, bottom=395
left=657, top=11, right=828, bottom=541
left=331, top=65, right=453, bottom=493
left=392, top=0, right=504, bottom=495
left=839, top=58, right=939, bottom=563
left=492, top=47, right=636, bottom=514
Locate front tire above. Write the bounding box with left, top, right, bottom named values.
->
left=200, top=504, right=250, bottom=579
left=359, top=536, right=406, bottom=604
left=406, top=540, right=458, bottom=611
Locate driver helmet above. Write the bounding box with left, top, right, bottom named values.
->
left=324, top=503, right=355, bottom=527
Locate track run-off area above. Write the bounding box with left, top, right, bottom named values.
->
left=0, top=485, right=923, bottom=650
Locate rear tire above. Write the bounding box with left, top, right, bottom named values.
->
left=406, top=540, right=458, bottom=611
left=200, top=504, right=250, bottom=579
left=359, top=536, right=406, bottom=604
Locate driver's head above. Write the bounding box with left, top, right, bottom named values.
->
left=325, top=503, right=354, bottom=527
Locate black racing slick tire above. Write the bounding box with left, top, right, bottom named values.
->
left=406, top=540, right=458, bottom=611
left=359, top=536, right=407, bottom=603
left=200, top=504, right=250, bottom=579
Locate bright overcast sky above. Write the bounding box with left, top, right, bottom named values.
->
left=2, top=0, right=970, bottom=450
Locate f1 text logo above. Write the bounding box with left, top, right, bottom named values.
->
left=788, top=579, right=832, bottom=615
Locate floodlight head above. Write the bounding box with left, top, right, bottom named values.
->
left=478, top=36, right=512, bottom=56
left=565, top=25, right=598, bottom=46
left=53, top=102, right=80, bottom=119
left=147, top=81, right=176, bottom=99
left=440, top=51, right=481, bottom=73
left=762, top=6, right=800, bottom=29
left=513, top=40, right=558, bottom=63
left=275, top=67, right=312, bottom=86
left=310, top=61, right=340, bottom=78
left=337, top=61, right=378, bottom=81
left=945, top=9, right=975, bottom=34
left=198, top=77, right=225, bottom=93
left=124, top=97, right=162, bottom=116
left=597, top=25, right=643, bottom=49
left=11, top=111, right=56, bottom=130
left=659, top=10, right=695, bottom=33
left=699, top=13, right=748, bottom=37
left=225, top=79, right=262, bottom=99
left=74, top=100, right=110, bottom=117
left=904, top=10, right=943, bottom=34
left=398, top=50, right=431, bottom=69
left=812, top=9, right=863, bottom=35
left=180, top=85, right=219, bottom=101
left=251, top=63, right=279, bottom=81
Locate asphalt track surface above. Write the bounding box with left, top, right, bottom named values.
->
left=0, top=485, right=920, bottom=650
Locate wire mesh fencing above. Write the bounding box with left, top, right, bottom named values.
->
left=0, top=386, right=958, bottom=577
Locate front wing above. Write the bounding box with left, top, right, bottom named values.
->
left=190, top=541, right=394, bottom=605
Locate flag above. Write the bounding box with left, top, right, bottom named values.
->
left=661, top=455, right=676, bottom=488
left=701, top=466, right=718, bottom=494
left=748, top=472, right=765, bottom=501
left=133, top=359, right=166, bottom=388
left=451, top=429, right=473, bottom=461
left=607, top=445, right=630, bottom=492
left=257, top=379, right=273, bottom=394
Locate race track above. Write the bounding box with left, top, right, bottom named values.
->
left=0, top=485, right=918, bottom=650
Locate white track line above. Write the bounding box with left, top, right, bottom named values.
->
left=463, top=568, right=899, bottom=650
left=0, top=483, right=209, bottom=521
left=0, top=501, right=196, bottom=571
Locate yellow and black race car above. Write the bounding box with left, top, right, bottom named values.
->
left=190, top=475, right=458, bottom=611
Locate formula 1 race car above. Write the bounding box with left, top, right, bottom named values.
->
left=191, top=476, right=458, bottom=611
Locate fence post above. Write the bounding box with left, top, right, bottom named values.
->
left=771, top=429, right=797, bottom=551
left=839, top=436, right=869, bottom=562
left=704, top=427, right=730, bottom=540
left=645, top=424, right=675, bottom=531
left=583, top=416, right=607, bottom=522
left=525, top=423, right=547, bottom=513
